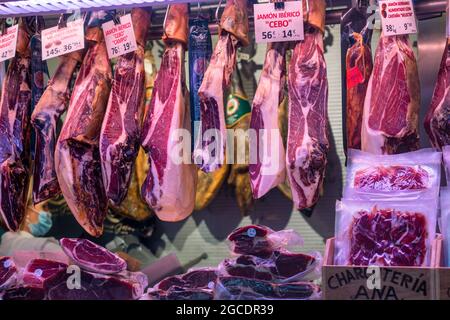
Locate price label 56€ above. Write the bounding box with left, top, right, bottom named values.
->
left=253, top=1, right=304, bottom=44
left=102, top=14, right=137, bottom=59
left=379, top=0, right=417, bottom=36
left=41, top=19, right=85, bottom=61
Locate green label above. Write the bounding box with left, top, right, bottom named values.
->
left=225, top=93, right=251, bottom=127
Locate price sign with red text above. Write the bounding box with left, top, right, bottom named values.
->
left=379, top=0, right=417, bottom=36
left=41, top=19, right=85, bottom=61
left=0, top=25, right=18, bottom=62
left=102, top=14, right=137, bottom=59
left=253, top=1, right=304, bottom=44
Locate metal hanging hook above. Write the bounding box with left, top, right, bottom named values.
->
left=305, top=0, right=310, bottom=23
left=215, top=0, right=223, bottom=25
left=197, top=2, right=201, bottom=18
left=57, top=14, right=67, bottom=29
left=163, top=5, right=170, bottom=37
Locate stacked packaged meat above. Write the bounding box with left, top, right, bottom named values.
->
left=143, top=225, right=321, bottom=300
left=335, top=149, right=442, bottom=267
left=0, top=238, right=147, bottom=300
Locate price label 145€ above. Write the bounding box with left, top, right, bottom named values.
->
left=254, top=1, right=304, bottom=44
left=102, top=14, right=137, bottom=59
left=0, top=25, right=18, bottom=63
left=42, top=19, right=85, bottom=61
left=379, top=0, right=417, bottom=36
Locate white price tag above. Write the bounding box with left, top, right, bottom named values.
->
left=379, top=0, right=417, bottom=36
left=41, top=19, right=85, bottom=61
left=253, top=1, right=304, bottom=44
left=102, top=14, right=137, bottom=59
left=0, top=25, right=18, bottom=62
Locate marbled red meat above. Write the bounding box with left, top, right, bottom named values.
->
left=349, top=207, right=428, bottom=266
left=0, top=257, right=17, bottom=290
left=60, top=238, right=126, bottom=274
left=221, top=250, right=316, bottom=282
left=22, top=259, right=67, bottom=289
left=362, top=35, right=420, bottom=154
left=100, top=9, right=150, bottom=205
left=354, top=165, right=429, bottom=191
left=144, top=287, right=214, bottom=300
left=0, top=22, right=32, bottom=231
left=227, top=225, right=273, bottom=257
left=1, top=286, right=46, bottom=300
left=156, top=268, right=217, bottom=291
left=286, top=27, right=329, bottom=210
left=424, top=39, right=450, bottom=149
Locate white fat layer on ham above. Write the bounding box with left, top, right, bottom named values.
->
left=250, top=45, right=286, bottom=198
left=142, top=44, right=196, bottom=221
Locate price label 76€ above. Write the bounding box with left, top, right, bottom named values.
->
left=102, top=14, right=137, bottom=59
left=41, top=19, right=85, bottom=61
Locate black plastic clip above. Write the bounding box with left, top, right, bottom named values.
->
left=57, top=14, right=67, bottom=29
left=113, top=13, right=121, bottom=26
left=274, top=1, right=285, bottom=10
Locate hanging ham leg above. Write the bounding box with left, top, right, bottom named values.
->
left=31, top=51, right=84, bottom=204
left=0, top=21, right=32, bottom=231
left=55, top=27, right=112, bottom=237
left=361, top=34, right=420, bottom=154
left=100, top=8, right=150, bottom=205
left=424, top=39, right=450, bottom=149
left=140, top=4, right=196, bottom=221
left=249, top=42, right=287, bottom=199
left=194, top=0, right=249, bottom=173
left=286, top=27, right=329, bottom=210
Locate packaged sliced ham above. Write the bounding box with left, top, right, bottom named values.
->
left=440, top=188, right=450, bottom=267
left=227, top=225, right=304, bottom=258
left=218, top=250, right=321, bottom=283
left=344, top=148, right=442, bottom=200
left=334, top=199, right=437, bottom=267
left=443, top=146, right=450, bottom=184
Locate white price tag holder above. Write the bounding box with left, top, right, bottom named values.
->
left=41, top=19, right=85, bottom=61
left=253, top=1, right=304, bottom=44
left=102, top=14, right=137, bottom=59
left=379, top=0, right=418, bottom=36
left=0, top=25, right=18, bottom=62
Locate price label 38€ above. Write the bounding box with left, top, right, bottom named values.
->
left=253, top=1, right=304, bottom=44
left=102, top=14, right=137, bottom=59
left=379, top=0, right=417, bottom=36
left=41, top=19, right=85, bottom=61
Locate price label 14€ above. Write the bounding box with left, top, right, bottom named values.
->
left=379, top=0, right=417, bottom=36
left=253, top=1, right=304, bottom=44
left=41, top=19, right=85, bottom=61
left=0, top=25, right=18, bottom=63
left=102, top=14, right=137, bottom=59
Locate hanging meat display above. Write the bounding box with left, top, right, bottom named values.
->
left=140, top=4, right=197, bottom=221
left=194, top=0, right=249, bottom=173
left=0, top=20, right=32, bottom=231
left=425, top=39, right=450, bottom=149
left=226, top=68, right=253, bottom=215
left=249, top=43, right=287, bottom=199
left=100, top=8, right=151, bottom=206
left=55, top=17, right=113, bottom=237
left=286, top=0, right=329, bottom=210
left=361, top=34, right=420, bottom=154
left=340, top=1, right=372, bottom=153
left=345, top=30, right=373, bottom=151
left=31, top=50, right=84, bottom=205
left=189, top=16, right=229, bottom=211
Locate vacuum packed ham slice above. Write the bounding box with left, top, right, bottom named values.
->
left=286, top=27, right=329, bottom=210
left=100, top=8, right=150, bottom=205
left=140, top=4, right=196, bottom=221
left=425, top=39, right=450, bottom=149
left=0, top=21, right=32, bottom=231
left=55, top=27, right=112, bottom=237
left=194, top=0, right=249, bottom=173
left=60, top=238, right=126, bottom=274
left=249, top=43, right=287, bottom=199
left=0, top=257, right=17, bottom=290
left=361, top=35, right=420, bottom=154
left=31, top=51, right=84, bottom=204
